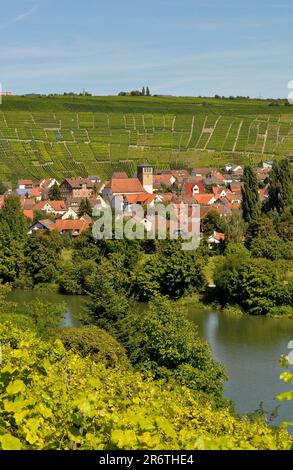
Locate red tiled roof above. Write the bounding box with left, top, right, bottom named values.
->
left=23, top=210, right=34, bottom=221
left=214, top=172, right=225, bottom=181
left=62, top=177, right=96, bottom=189
left=21, top=199, right=35, bottom=210
left=161, top=193, right=176, bottom=203
left=230, top=182, right=243, bottom=193
left=200, top=205, right=220, bottom=219
left=18, top=179, right=33, bottom=185
left=194, top=194, right=216, bottom=205
left=125, top=194, right=155, bottom=204
left=34, top=200, right=67, bottom=212
left=153, top=174, right=175, bottom=189
left=107, top=178, right=146, bottom=194
left=191, top=167, right=214, bottom=176
left=30, top=188, right=42, bottom=197
left=39, top=178, right=56, bottom=188
left=183, top=182, right=196, bottom=194
left=55, top=219, right=91, bottom=233
left=213, top=232, right=225, bottom=241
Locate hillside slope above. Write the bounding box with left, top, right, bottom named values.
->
left=0, top=96, right=292, bottom=181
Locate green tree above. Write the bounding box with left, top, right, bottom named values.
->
left=0, top=196, right=28, bottom=283
left=215, top=257, right=292, bottom=315
left=78, top=198, right=92, bottom=217
left=119, top=296, right=226, bottom=400
left=146, top=86, right=151, bottom=96
left=48, top=182, right=61, bottom=200
left=275, top=206, right=293, bottom=241
left=0, top=195, right=28, bottom=243
left=25, top=231, right=63, bottom=285
left=245, top=215, right=277, bottom=247
left=58, top=258, right=97, bottom=295
left=267, top=159, right=293, bottom=213
left=201, top=210, right=224, bottom=236
left=87, top=256, right=131, bottom=335
left=224, top=243, right=250, bottom=259
left=133, top=240, right=205, bottom=301
left=241, top=166, right=260, bottom=222
left=142, top=86, right=145, bottom=96
left=250, top=235, right=293, bottom=261
left=222, top=210, right=246, bottom=244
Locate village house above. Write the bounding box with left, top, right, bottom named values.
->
left=153, top=174, right=177, bottom=191
left=39, top=178, right=59, bottom=190
left=16, top=187, right=42, bottom=202
left=54, top=218, right=92, bottom=236
left=212, top=186, right=228, bottom=198
left=61, top=208, right=79, bottom=220
left=17, top=179, right=34, bottom=190
left=59, top=177, right=97, bottom=202
left=102, top=177, right=146, bottom=200
left=207, top=231, right=225, bottom=249
left=191, top=168, right=215, bottom=178
left=102, top=165, right=154, bottom=206
left=33, top=200, right=67, bottom=217
left=28, top=219, right=56, bottom=235
left=182, top=181, right=205, bottom=195
left=123, top=193, right=155, bottom=213
left=194, top=194, right=217, bottom=205
left=28, top=216, right=91, bottom=237
left=230, top=182, right=243, bottom=194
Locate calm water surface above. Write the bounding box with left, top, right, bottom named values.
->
left=7, top=289, right=85, bottom=328
left=187, top=308, right=293, bottom=427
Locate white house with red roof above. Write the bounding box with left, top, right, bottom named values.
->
left=182, top=181, right=205, bottom=195
left=124, top=193, right=155, bottom=213
left=33, top=200, right=67, bottom=216
left=194, top=194, right=217, bottom=205
left=207, top=231, right=225, bottom=248
left=39, top=178, right=59, bottom=189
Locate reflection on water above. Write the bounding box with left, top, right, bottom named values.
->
left=187, top=307, right=293, bottom=427
left=7, top=289, right=85, bottom=328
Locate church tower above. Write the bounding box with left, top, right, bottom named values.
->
left=137, top=164, right=153, bottom=194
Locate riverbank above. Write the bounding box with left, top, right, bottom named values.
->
left=178, top=294, right=293, bottom=319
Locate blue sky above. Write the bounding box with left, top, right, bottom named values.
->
left=0, top=0, right=293, bottom=97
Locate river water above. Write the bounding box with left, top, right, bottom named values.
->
left=7, top=290, right=293, bottom=428
left=187, top=308, right=293, bottom=427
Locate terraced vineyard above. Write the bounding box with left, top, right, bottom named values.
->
left=0, top=95, right=293, bottom=181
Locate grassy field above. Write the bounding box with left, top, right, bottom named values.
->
left=0, top=95, right=292, bottom=181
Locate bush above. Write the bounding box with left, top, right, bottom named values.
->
left=133, top=240, right=206, bottom=301
left=59, top=326, right=130, bottom=369
left=214, top=257, right=292, bottom=315
left=250, top=236, right=293, bottom=260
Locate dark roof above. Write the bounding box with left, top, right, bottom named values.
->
left=61, top=177, right=95, bottom=189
